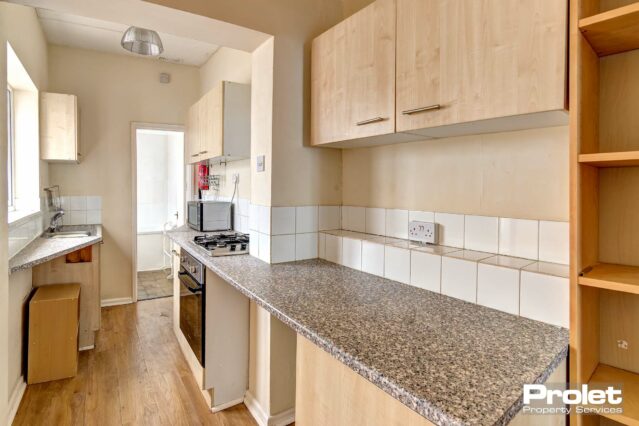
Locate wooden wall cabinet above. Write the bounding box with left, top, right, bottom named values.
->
left=396, top=0, right=568, bottom=137
left=311, top=0, right=569, bottom=147
left=186, top=81, right=251, bottom=164
left=311, top=0, right=405, bottom=147
left=40, top=92, right=81, bottom=163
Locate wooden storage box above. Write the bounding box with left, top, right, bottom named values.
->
left=27, top=283, right=80, bottom=384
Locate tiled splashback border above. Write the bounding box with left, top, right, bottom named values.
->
left=246, top=204, right=569, bottom=328
left=248, top=205, right=568, bottom=266
left=60, top=196, right=103, bottom=225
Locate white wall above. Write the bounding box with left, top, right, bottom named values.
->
left=136, top=130, right=184, bottom=271
left=48, top=45, right=200, bottom=301
left=0, top=4, right=49, bottom=423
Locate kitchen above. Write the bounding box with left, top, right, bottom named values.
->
left=1, top=0, right=637, bottom=425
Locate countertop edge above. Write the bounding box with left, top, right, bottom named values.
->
left=168, top=233, right=568, bottom=426
left=9, top=230, right=103, bottom=274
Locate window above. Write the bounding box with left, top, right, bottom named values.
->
left=7, top=86, right=14, bottom=210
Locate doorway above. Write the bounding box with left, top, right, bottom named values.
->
left=132, top=124, right=185, bottom=302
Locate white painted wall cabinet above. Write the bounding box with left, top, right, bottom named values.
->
left=40, top=92, right=80, bottom=163
left=311, top=0, right=568, bottom=147
left=186, top=81, right=251, bottom=164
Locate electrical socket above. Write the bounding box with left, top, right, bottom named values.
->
left=409, top=221, right=438, bottom=244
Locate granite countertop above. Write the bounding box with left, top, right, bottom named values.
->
left=9, top=225, right=103, bottom=274
left=168, top=227, right=568, bottom=426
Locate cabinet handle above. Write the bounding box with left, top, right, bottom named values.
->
left=171, top=249, right=179, bottom=256
left=356, top=117, right=386, bottom=126
left=199, top=151, right=208, bottom=154
left=402, top=104, right=441, bottom=115
left=191, top=154, right=199, bottom=157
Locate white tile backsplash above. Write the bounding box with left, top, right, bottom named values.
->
left=249, top=204, right=260, bottom=231
left=319, top=206, right=341, bottom=231
left=258, top=233, right=271, bottom=263
left=410, top=250, right=441, bottom=293
left=384, top=245, right=410, bottom=284
left=342, top=237, right=363, bottom=271
left=86, top=196, right=102, bottom=210
left=325, top=234, right=343, bottom=264
left=271, top=234, right=296, bottom=263
left=296, top=206, right=318, bottom=234
left=385, top=209, right=409, bottom=239
left=258, top=205, right=271, bottom=235
left=362, top=240, right=384, bottom=277
left=409, top=210, right=435, bottom=223
left=539, top=221, right=569, bottom=265
left=271, top=207, right=296, bottom=235
left=499, top=218, right=539, bottom=260
left=249, top=231, right=260, bottom=257
left=441, top=256, right=477, bottom=303
left=477, top=264, right=520, bottom=315
left=318, top=232, right=326, bottom=259
left=341, top=206, right=366, bottom=233
left=520, top=271, right=569, bottom=328
left=296, top=233, right=318, bottom=260
left=464, top=215, right=498, bottom=253
left=435, top=213, right=465, bottom=248
left=86, top=210, right=102, bottom=225
left=365, top=208, right=386, bottom=236
left=70, top=196, right=87, bottom=211
left=69, top=210, right=87, bottom=225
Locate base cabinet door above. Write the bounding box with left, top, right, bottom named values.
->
left=311, top=0, right=396, bottom=146
left=396, top=0, right=567, bottom=133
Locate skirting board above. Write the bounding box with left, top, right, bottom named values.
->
left=7, top=378, right=26, bottom=425
left=244, top=391, right=295, bottom=426
left=101, top=297, right=133, bottom=307
left=211, top=397, right=245, bottom=413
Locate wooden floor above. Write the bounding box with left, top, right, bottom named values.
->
left=13, top=298, right=258, bottom=426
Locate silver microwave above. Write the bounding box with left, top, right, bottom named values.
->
left=187, top=201, right=233, bottom=232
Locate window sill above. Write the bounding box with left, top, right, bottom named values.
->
left=8, top=209, right=41, bottom=227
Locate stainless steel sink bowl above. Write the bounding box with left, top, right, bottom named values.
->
left=43, top=225, right=97, bottom=239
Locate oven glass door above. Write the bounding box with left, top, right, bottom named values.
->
left=179, top=268, right=204, bottom=366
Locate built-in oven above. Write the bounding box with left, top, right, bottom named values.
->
left=178, top=250, right=205, bottom=366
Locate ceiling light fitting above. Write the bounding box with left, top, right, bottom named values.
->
left=121, top=26, right=164, bottom=56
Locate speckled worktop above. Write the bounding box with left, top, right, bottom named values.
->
left=167, top=227, right=568, bottom=426
left=9, top=225, right=103, bottom=274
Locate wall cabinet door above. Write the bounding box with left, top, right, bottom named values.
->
left=186, top=103, right=200, bottom=164
left=40, top=92, right=80, bottom=163
left=311, top=0, right=396, bottom=146
left=396, top=0, right=567, bottom=133
left=199, top=84, right=224, bottom=161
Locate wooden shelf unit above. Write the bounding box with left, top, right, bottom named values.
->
left=588, top=364, right=639, bottom=425
left=580, top=3, right=639, bottom=56
left=571, top=1, right=639, bottom=425
left=579, top=151, right=639, bottom=167
left=580, top=263, right=639, bottom=295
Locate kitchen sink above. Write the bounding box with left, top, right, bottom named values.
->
left=43, top=225, right=97, bottom=239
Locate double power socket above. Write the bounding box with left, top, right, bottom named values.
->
left=408, top=220, right=438, bottom=245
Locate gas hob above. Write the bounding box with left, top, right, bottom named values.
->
left=192, top=232, right=249, bottom=256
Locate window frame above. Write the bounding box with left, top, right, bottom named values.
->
left=7, top=85, right=15, bottom=211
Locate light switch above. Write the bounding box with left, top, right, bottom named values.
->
left=256, top=155, right=265, bottom=172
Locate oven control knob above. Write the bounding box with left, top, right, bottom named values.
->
left=189, top=265, right=196, bottom=274
left=230, top=244, right=237, bottom=251
left=241, top=244, right=247, bottom=250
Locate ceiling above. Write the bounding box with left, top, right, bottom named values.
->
left=36, top=8, right=221, bottom=66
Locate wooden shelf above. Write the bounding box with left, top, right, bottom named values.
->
left=579, top=151, right=639, bottom=167
left=589, top=364, right=639, bottom=425
left=580, top=3, right=639, bottom=56
left=579, top=263, right=639, bottom=295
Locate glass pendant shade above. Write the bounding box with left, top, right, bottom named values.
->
left=121, top=26, right=164, bottom=56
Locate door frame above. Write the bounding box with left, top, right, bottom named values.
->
left=131, top=122, right=185, bottom=303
